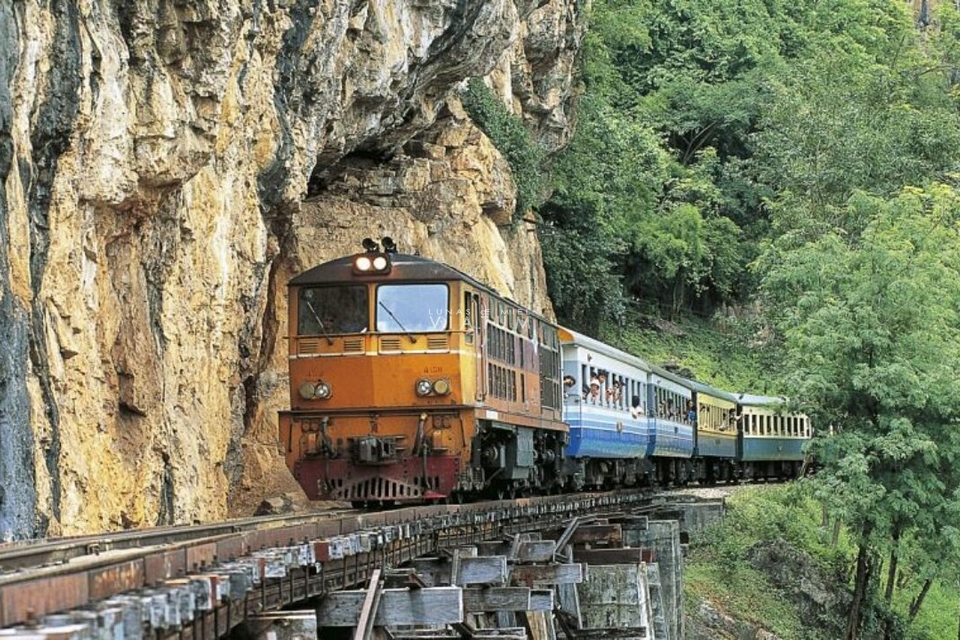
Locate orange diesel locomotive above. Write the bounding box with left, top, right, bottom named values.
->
left=279, top=239, right=567, bottom=504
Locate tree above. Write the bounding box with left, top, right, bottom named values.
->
left=760, top=185, right=960, bottom=638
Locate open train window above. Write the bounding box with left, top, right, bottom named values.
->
left=298, top=286, right=368, bottom=335
left=376, top=284, right=449, bottom=332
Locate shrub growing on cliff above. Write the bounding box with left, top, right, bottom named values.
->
left=461, top=78, right=545, bottom=220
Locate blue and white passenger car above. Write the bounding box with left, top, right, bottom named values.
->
left=645, top=365, right=697, bottom=483
left=558, top=328, right=654, bottom=488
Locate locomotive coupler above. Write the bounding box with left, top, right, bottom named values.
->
left=352, top=435, right=399, bottom=465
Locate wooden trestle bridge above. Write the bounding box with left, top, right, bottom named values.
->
left=0, top=491, right=723, bottom=640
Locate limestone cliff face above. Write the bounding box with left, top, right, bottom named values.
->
left=0, top=0, right=587, bottom=539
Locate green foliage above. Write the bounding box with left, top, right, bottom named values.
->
left=687, top=486, right=960, bottom=639
left=607, top=309, right=774, bottom=392
left=893, top=579, right=959, bottom=640
left=690, top=485, right=853, bottom=570
left=537, top=94, right=667, bottom=332
left=751, top=54, right=960, bottom=239
left=460, top=79, right=545, bottom=220
left=554, top=0, right=960, bottom=634
left=684, top=562, right=805, bottom=639
left=544, top=0, right=960, bottom=333
left=759, top=183, right=960, bottom=633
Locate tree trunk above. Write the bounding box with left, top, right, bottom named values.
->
left=832, top=517, right=842, bottom=546
left=882, top=533, right=900, bottom=640
left=885, top=528, right=900, bottom=603
left=897, top=569, right=908, bottom=590
left=909, top=578, right=933, bottom=621
left=847, top=540, right=871, bottom=640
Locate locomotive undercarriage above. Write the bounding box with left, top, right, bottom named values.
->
left=288, top=411, right=573, bottom=505
left=472, top=420, right=567, bottom=499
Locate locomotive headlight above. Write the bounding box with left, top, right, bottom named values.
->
left=415, top=379, right=433, bottom=396
left=372, top=255, right=388, bottom=270
left=432, top=379, right=451, bottom=395
left=298, top=381, right=317, bottom=400
left=315, top=381, right=332, bottom=399
left=355, top=256, right=372, bottom=271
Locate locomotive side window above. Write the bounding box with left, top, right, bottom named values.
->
left=298, top=286, right=369, bottom=335
left=376, top=284, right=449, bottom=332
left=464, top=291, right=474, bottom=343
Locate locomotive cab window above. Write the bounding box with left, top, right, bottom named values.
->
left=298, top=286, right=369, bottom=335
left=376, top=284, right=449, bottom=332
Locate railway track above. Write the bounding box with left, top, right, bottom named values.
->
left=0, top=490, right=673, bottom=634
left=0, top=508, right=359, bottom=575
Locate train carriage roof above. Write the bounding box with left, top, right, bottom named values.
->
left=557, top=327, right=652, bottom=372
left=646, top=363, right=739, bottom=402
left=683, top=375, right=739, bottom=403
left=737, top=393, right=788, bottom=407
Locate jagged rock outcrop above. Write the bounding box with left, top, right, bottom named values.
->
left=0, top=0, right=587, bottom=538
left=685, top=539, right=854, bottom=640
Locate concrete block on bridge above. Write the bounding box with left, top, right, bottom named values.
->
left=246, top=612, right=318, bottom=640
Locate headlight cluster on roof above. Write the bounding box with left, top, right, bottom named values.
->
left=353, top=254, right=390, bottom=274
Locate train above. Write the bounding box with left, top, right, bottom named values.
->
left=278, top=239, right=812, bottom=505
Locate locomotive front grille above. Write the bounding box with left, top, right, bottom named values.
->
left=343, top=337, right=364, bottom=353
left=333, top=477, right=423, bottom=501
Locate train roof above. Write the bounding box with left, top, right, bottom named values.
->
left=290, top=253, right=486, bottom=287
left=646, top=364, right=738, bottom=402
left=736, top=393, right=789, bottom=407
left=557, top=327, right=652, bottom=372
left=290, top=252, right=555, bottom=323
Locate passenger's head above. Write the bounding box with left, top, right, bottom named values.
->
left=563, top=375, right=576, bottom=388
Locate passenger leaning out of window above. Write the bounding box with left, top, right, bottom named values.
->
left=586, top=377, right=601, bottom=403
left=608, top=379, right=623, bottom=405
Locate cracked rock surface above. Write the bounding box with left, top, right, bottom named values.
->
left=0, top=0, right=586, bottom=537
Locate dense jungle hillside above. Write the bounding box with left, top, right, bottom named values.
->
left=526, top=1, right=960, bottom=638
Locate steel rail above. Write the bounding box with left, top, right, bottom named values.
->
left=0, top=508, right=358, bottom=575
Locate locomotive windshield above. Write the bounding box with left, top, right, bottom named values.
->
left=376, top=284, right=449, bottom=332
left=298, top=286, right=369, bottom=335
